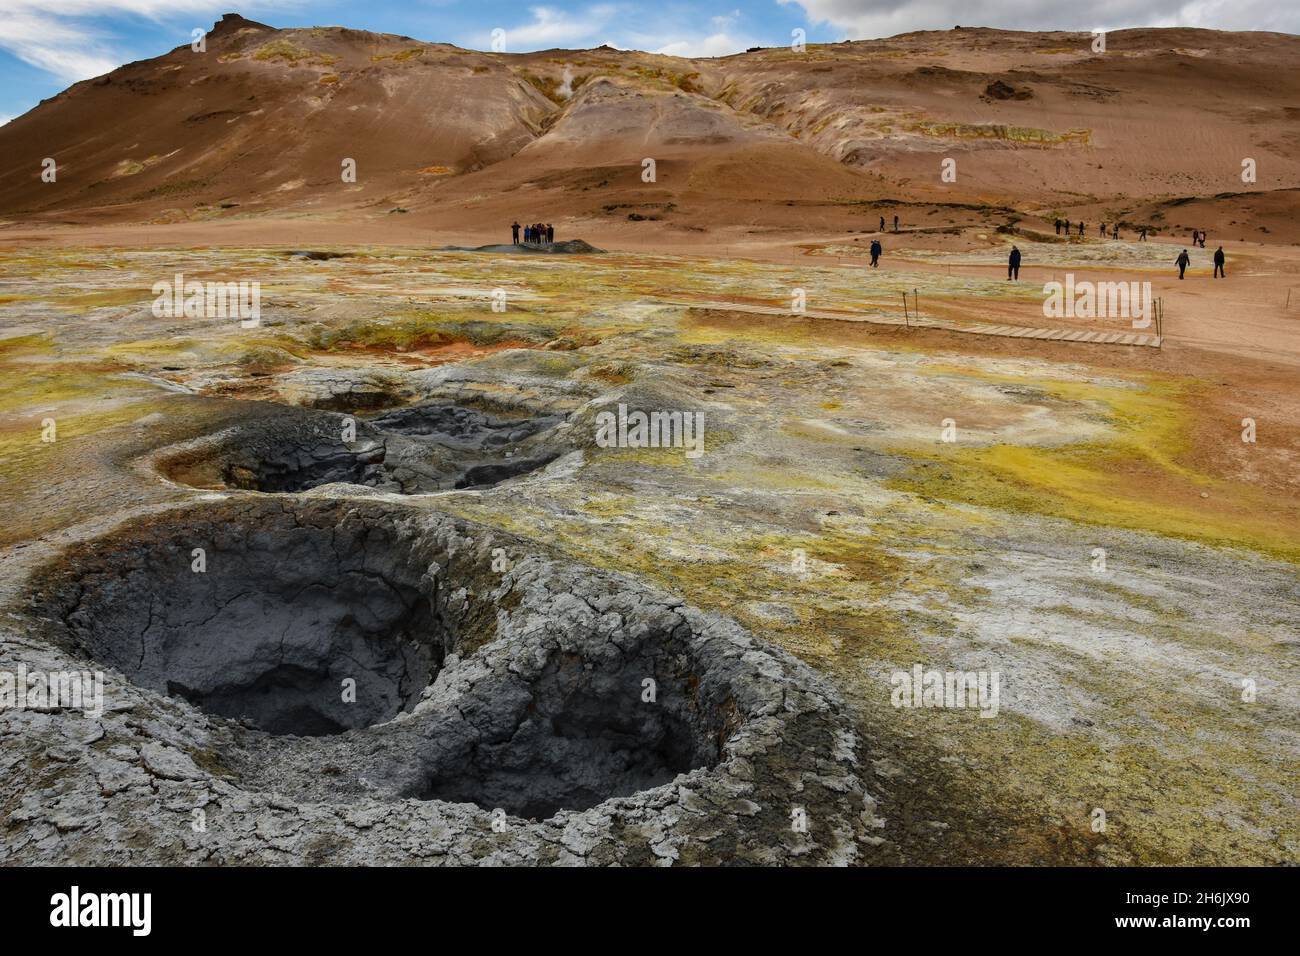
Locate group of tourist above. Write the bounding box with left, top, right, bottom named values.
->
left=1053, top=218, right=1143, bottom=240
left=512, top=221, right=554, bottom=245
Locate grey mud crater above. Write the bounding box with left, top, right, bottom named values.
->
left=157, top=399, right=569, bottom=494
left=9, top=498, right=873, bottom=864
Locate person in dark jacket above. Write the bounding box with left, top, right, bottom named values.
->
left=869, top=239, right=882, bottom=267
left=1112, top=223, right=1119, bottom=240
left=546, top=223, right=554, bottom=244
left=1008, top=245, right=1022, bottom=280
left=1099, top=222, right=1106, bottom=237
left=1064, top=218, right=1071, bottom=235
left=879, top=215, right=886, bottom=232
left=893, top=214, right=900, bottom=232
left=1139, top=226, right=1147, bottom=241
left=1176, top=249, right=1191, bottom=279
left=511, top=221, right=520, bottom=244
left=1078, top=220, right=1085, bottom=236
left=1055, top=219, right=1062, bottom=235
left=1213, top=246, right=1226, bottom=278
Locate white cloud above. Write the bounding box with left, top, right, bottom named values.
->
left=0, top=10, right=120, bottom=83
left=710, top=10, right=742, bottom=30
left=492, top=5, right=622, bottom=49
left=0, top=1, right=299, bottom=84
left=488, top=5, right=758, bottom=57
left=655, top=32, right=751, bottom=57
left=779, top=0, right=1300, bottom=38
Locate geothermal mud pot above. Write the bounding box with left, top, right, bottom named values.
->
left=157, top=399, right=567, bottom=494
left=4, top=498, right=872, bottom=864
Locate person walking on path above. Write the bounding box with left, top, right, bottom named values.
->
left=1078, top=221, right=1085, bottom=236
left=869, top=239, right=882, bottom=267
left=893, top=214, right=900, bottom=233
left=1176, top=249, right=1191, bottom=279
left=511, top=221, right=520, bottom=244
left=1055, top=219, right=1062, bottom=235
left=1008, top=245, right=1021, bottom=280
left=1064, top=218, right=1071, bottom=235
left=1213, top=246, right=1226, bottom=278
left=879, top=215, right=886, bottom=232
left=1139, top=226, right=1147, bottom=241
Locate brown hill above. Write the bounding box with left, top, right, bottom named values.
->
left=2, top=15, right=1298, bottom=242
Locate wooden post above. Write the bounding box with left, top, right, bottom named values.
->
left=914, top=289, right=919, bottom=324
left=903, top=292, right=909, bottom=328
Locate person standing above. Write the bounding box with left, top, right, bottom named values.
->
left=511, top=221, right=520, bottom=244
left=546, top=223, right=554, bottom=244
left=1008, top=245, right=1021, bottom=280
left=879, top=215, right=886, bottom=232
left=1100, top=222, right=1106, bottom=237
left=1112, top=223, right=1119, bottom=240
left=1078, top=221, right=1085, bottom=236
left=1176, top=249, right=1191, bottom=279
left=1139, top=226, right=1147, bottom=242
left=893, top=214, right=900, bottom=232
left=869, top=239, right=882, bottom=267
left=1213, top=246, right=1226, bottom=278
left=1055, top=219, right=1062, bottom=235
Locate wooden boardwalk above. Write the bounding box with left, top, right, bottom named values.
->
left=663, top=299, right=1163, bottom=348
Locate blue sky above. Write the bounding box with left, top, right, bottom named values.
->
left=3, top=1, right=1297, bottom=126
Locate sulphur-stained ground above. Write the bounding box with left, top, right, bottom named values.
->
left=1, top=242, right=1297, bottom=865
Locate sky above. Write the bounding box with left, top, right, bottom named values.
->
left=2, top=0, right=1297, bottom=126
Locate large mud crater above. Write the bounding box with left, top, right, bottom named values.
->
left=19, top=499, right=868, bottom=860
left=32, top=501, right=733, bottom=816
left=41, top=505, right=447, bottom=736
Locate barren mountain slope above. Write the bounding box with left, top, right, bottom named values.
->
left=1, top=16, right=1297, bottom=240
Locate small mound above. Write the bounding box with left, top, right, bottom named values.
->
left=440, top=239, right=604, bottom=255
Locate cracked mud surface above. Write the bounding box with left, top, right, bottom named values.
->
left=6, top=499, right=871, bottom=864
